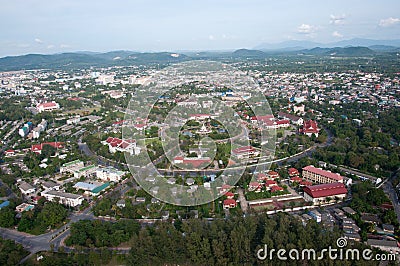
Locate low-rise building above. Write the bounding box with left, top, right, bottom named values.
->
left=41, top=190, right=84, bottom=207
left=232, top=146, right=259, bottom=159
left=173, top=156, right=212, bottom=168
left=31, top=142, right=63, bottom=154
left=102, top=137, right=139, bottom=155
left=18, top=181, right=35, bottom=196
left=36, top=101, right=60, bottom=113
left=308, top=210, right=322, bottom=222
left=277, top=112, right=304, bottom=126
left=303, top=182, right=347, bottom=204
left=96, top=166, right=126, bottom=182
left=300, top=120, right=320, bottom=137
left=367, top=238, right=400, bottom=253
left=223, top=198, right=237, bottom=209
left=41, top=181, right=60, bottom=191
left=302, top=165, right=343, bottom=184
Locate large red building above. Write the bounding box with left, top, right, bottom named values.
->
left=31, top=142, right=64, bottom=154
left=303, top=182, right=347, bottom=204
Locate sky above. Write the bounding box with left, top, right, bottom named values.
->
left=0, top=0, right=399, bottom=56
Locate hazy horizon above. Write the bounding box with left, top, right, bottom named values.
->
left=1, top=0, right=400, bottom=57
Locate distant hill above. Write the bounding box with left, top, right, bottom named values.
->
left=232, top=49, right=266, bottom=58
left=255, top=38, right=400, bottom=51
left=0, top=43, right=395, bottom=71
left=0, top=51, right=190, bottom=71
left=301, top=46, right=375, bottom=56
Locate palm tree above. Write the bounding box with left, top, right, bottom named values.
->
left=111, top=204, right=117, bottom=217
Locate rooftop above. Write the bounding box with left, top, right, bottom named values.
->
left=303, top=165, right=343, bottom=181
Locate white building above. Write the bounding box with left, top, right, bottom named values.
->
left=66, top=117, right=81, bottom=125
left=41, top=190, right=84, bottom=207
left=96, top=166, right=126, bottom=182
left=60, top=160, right=97, bottom=178
left=60, top=160, right=84, bottom=174
left=32, top=119, right=47, bottom=139
left=18, top=181, right=35, bottom=196
left=95, top=74, right=115, bottom=85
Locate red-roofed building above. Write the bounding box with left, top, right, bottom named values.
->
left=31, top=142, right=64, bottom=154
left=300, top=120, right=320, bottom=137
left=248, top=181, right=262, bottom=192
left=219, top=184, right=232, bottom=194
left=223, top=198, right=237, bottom=209
left=250, top=115, right=290, bottom=129
left=268, top=171, right=279, bottom=179
left=102, top=137, right=138, bottom=155
left=303, top=182, right=347, bottom=204
left=302, top=165, right=344, bottom=184
left=36, top=101, right=60, bottom=113
left=232, top=146, right=259, bottom=159
left=256, top=173, right=268, bottom=182
left=5, top=149, right=15, bottom=156
left=288, top=167, right=299, bottom=177
left=290, top=176, right=302, bottom=183
left=225, top=191, right=235, bottom=199
left=271, top=186, right=284, bottom=193
left=32, top=196, right=43, bottom=204
left=300, top=180, right=313, bottom=187
left=173, top=156, right=211, bottom=168
left=265, top=180, right=277, bottom=188
left=134, top=123, right=147, bottom=130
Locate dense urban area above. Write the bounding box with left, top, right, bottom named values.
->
left=0, top=48, right=399, bottom=265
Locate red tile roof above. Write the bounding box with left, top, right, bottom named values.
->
left=249, top=181, right=261, bottom=188
left=290, top=176, right=302, bottom=182
left=225, top=191, right=234, bottom=198
left=276, top=119, right=290, bottom=125
left=301, top=120, right=319, bottom=134
left=303, top=182, right=347, bottom=198
left=232, top=146, right=256, bottom=154
left=31, top=142, right=64, bottom=153
left=271, top=186, right=284, bottom=192
left=38, top=102, right=58, bottom=108
left=288, top=167, right=299, bottom=175
left=302, top=165, right=343, bottom=181
left=300, top=180, right=313, bottom=186
left=268, top=171, right=279, bottom=178
left=223, top=198, right=237, bottom=207
left=265, top=180, right=277, bottom=187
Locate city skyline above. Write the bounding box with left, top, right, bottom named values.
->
left=0, top=0, right=400, bottom=56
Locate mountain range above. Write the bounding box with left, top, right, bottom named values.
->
left=0, top=38, right=399, bottom=71
left=254, top=38, right=400, bottom=51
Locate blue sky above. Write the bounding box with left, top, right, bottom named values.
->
left=0, top=0, right=399, bottom=56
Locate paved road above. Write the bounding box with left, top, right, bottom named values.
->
left=382, top=169, right=400, bottom=224
left=237, top=188, right=248, bottom=213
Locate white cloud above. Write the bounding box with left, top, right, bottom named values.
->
left=297, top=24, right=317, bottom=34
left=47, top=44, right=55, bottom=49
left=34, top=38, right=43, bottom=44
left=60, top=44, right=71, bottom=48
left=379, top=17, right=400, bottom=27
left=208, top=35, right=215, bottom=40
left=332, top=31, right=343, bottom=38
left=330, top=14, right=346, bottom=25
